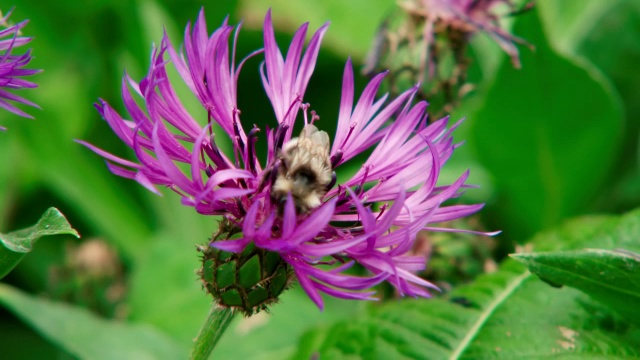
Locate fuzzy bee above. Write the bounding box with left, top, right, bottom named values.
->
left=270, top=124, right=334, bottom=214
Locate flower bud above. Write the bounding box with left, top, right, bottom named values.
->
left=198, top=228, right=293, bottom=316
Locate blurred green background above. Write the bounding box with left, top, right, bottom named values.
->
left=0, top=0, right=639, bottom=358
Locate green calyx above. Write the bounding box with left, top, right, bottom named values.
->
left=198, top=226, right=293, bottom=316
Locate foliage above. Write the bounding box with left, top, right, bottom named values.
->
left=0, top=208, right=78, bottom=279
left=1, top=0, right=639, bottom=359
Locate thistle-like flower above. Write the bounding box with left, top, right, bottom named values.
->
left=0, top=8, right=39, bottom=127
left=80, top=9, right=495, bottom=313
left=399, top=0, right=531, bottom=69
left=365, top=0, right=531, bottom=115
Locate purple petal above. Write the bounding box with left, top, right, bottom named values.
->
left=211, top=237, right=251, bottom=253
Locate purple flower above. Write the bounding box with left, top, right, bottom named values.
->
left=0, top=8, right=39, bottom=127
left=80, top=9, right=496, bottom=309
left=402, top=0, right=530, bottom=68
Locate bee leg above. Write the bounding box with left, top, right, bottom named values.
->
left=246, top=125, right=261, bottom=174
left=257, top=167, right=272, bottom=193
left=330, top=151, right=343, bottom=168
left=325, top=171, right=337, bottom=191
left=270, top=160, right=281, bottom=184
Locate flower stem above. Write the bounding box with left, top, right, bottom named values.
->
left=190, top=305, right=235, bottom=360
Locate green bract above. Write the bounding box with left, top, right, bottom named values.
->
left=199, top=232, right=292, bottom=316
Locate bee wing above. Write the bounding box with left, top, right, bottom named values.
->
left=301, top=124, right=330, bottom=151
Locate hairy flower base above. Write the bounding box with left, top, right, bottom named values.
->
left=198, top=235, right=293, bottom=316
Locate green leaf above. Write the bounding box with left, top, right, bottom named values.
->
left=512, top=249, right=640, bottom=326
left=531, top=209, right=640, bottom=254
left=0, top=208, right=79, bottom=253
left=0, top=208, right=79, bottom=279
left=0, top=283, right=185, bottom=360
left=126, top=232, right=212, bottom=347
left=238, top=0, right=394, bottom=60
left=127, top=231, right=364, bottom=357
left=294, top=210, right=640, bottom=359
left=0, top=135, right=20, bottom=231
left=215, top=286, right=365, bottom=360
left=9, top=88, right=153, bottom=260
left=296, top=261, right=640, bottom=359
left=10, top=0, right=155, bottom=258
left=470, top=9, right=624, bottom=238
left=536, top=0, right=623, bottom=52
left=562, top=2, right=640, bottom=212
left=537, top=0, right=625, bottom=53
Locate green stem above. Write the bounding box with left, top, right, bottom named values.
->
left=190, top=305, right=235, bottom=360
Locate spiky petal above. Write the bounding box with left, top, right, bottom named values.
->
left=0, top=8, right=40, bottom=127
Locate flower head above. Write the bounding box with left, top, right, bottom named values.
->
left=401, top=0, right=531, bottom=69
left=363, top=0, right=531, bottom=115
left=80, top=9, right=495, bottom=310
left=0, top=8, right=40, bottom=127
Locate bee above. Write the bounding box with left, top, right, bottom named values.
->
left=271, top=124, right=334, bottom=214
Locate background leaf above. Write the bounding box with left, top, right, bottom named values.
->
left=238, top=0, right=394, bottom=60
left=294, top=209, right=640, bottom=359
left=0, top=208, right=78, bottom=279
left=512, top=249, right=640, bottom=326
left=0, top=208, right=78, bottom=253
left=0, top=283, right=186, bottom=360
left=564, top=1, right=640, bottom=213
left=214, top=287, right=365, bottom=360
left=469, top=9, right=624, bottom=239
left=537, top=0, right=624, bottom=53
left=1, top=1, right=639, bottom=358
left=126, top=232, right=212, bottom=347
